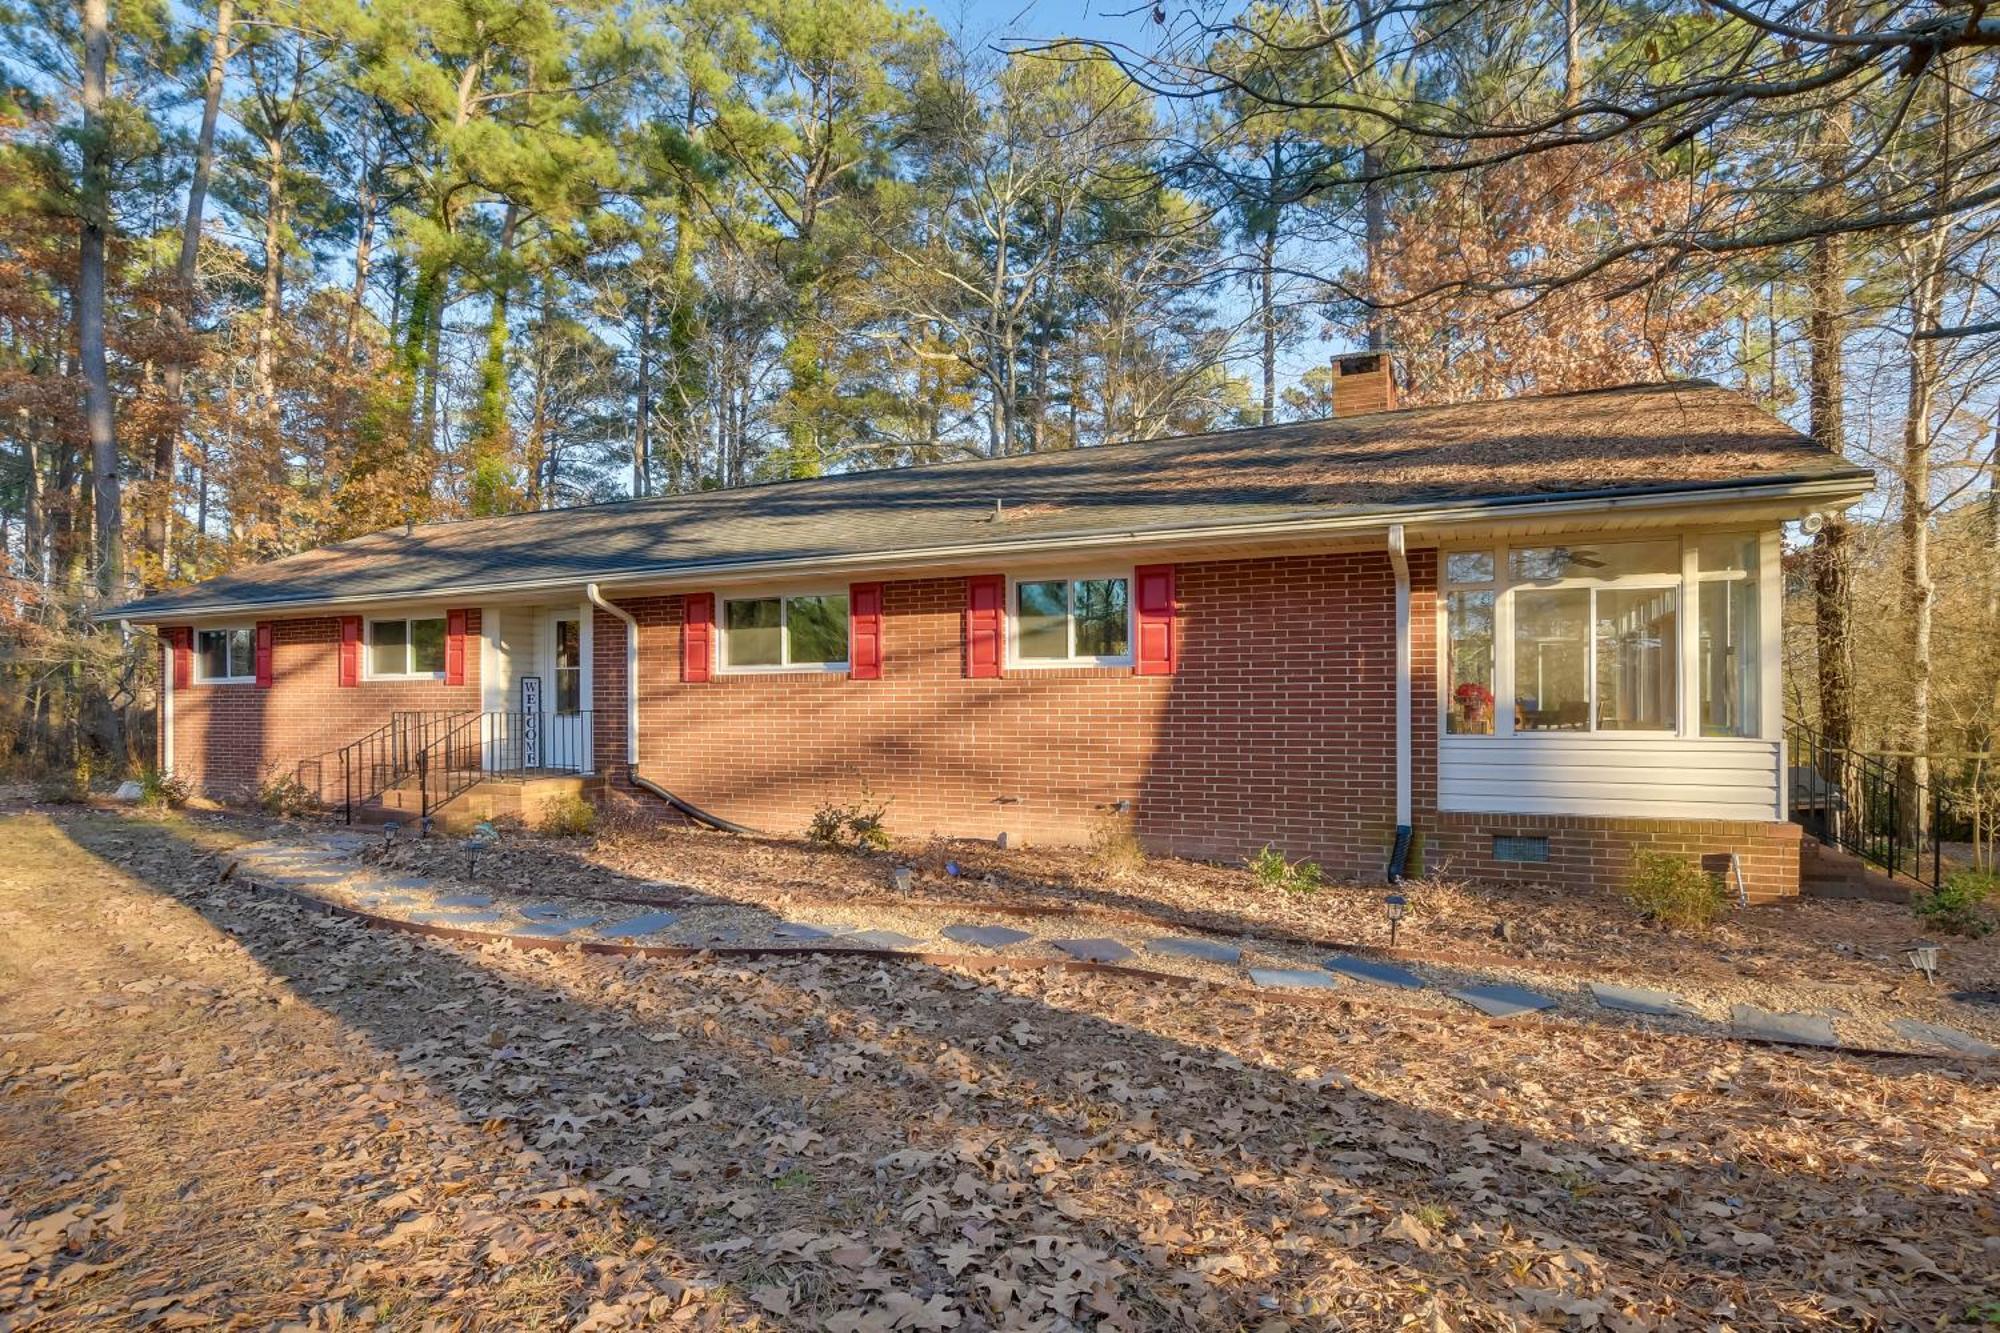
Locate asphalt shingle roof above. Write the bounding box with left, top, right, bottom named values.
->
left=112, top=380, right=1869, bottom=620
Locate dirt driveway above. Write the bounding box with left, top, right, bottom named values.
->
left=1, top=807, right=1995, bottom=1330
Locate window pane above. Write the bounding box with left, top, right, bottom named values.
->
left=724, top=598, right=782, bottom=666
left=1073, top=579, right=1128, bottom=658
left=1446, top=590, right=1496, bottom=734
left=1446, top=552, right=1494, bottom=585
left=228, top=628, right=255, bottom=678
left=370, top=620, right=408, bottom=676
left=786, top=594, right=849, bottom=665
left=1595, top=587, right=1677, bottom=731
left=1700, top=577, right=1759, bottom=736
left=1510, top=539, right=1678, bottom=583
left=555, top=619, right=580, bottom=671
left=1016, top=580, right=1068, bottom=659
left=1513, top=588, right=1590, bottom=731
left=410, top=618, right=446, bottom=674
left=555, top=669, right=581, bottom=714
left=1698, top=532, right=1758, bottom=577
left=198, top=630, right=231, bottom=680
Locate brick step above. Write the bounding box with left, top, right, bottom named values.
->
left=349, top=775, right=603, bottom=834
left=1798, top=842, right=1917, bottom=904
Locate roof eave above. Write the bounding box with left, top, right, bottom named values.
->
left=101, top=468, right=1874, bottom=624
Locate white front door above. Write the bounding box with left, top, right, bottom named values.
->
left=539, top=607, right=591, bottom=772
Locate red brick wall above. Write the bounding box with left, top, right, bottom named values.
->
left=1427, top=814, right=1803, bottom=903
left=163, top=613, right=483, bottom=803
left=595, top=550, right=1431, bottom=880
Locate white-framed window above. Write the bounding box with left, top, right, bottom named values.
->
left=194, top=626, right=256, bottom=684
left=720, top=592, right=848, bottom=672
left=1443, top=535, right=1759, bottom=739
left=1010, top=574, right=1132, bottom=667
left=367, top=615, right=446, bottom=679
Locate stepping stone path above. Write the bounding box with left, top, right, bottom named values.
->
left=1588, top=981, right=1698, bottom=1019
left=1730, top=1003, right=1837, bottom=1047
left=436, top=893, right=494, bottom=908
left=1322, top=955, right=1426, bottom=990
left=408, top=909, right=504, bottom=926
left=1249, top=967, right=1336, bottom=990
left=773, top=922, right=835, bottom=941
left=1888, top=1018, right=1997, bottom=1057
left=1451, top=983, right=1558, bottom=1019
left=513, top=917, right=601, bottom=938
left=1051, top=938, right=1136, bottom=964
left=1146, top=937, right=1242, bottom=965
left=941, top=924, right=1032, bottom=949
left=841, top=929, right=924, bottom=950
left=598, top=911, right=680, bottom=939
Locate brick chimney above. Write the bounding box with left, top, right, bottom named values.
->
left=1331, top=351, right=1396, bottom=417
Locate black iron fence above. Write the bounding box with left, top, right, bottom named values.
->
left=330, top=709, right=467, bottom=823
left=1785, top=716, right=1943, bottom=888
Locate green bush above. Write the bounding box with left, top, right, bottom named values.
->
left=1246, top=844, right=1323, bottom=895
left=1914, top=870, right=1998, bottom=938
left=138, top=767, right=190, bottom=810
left=536, top=793, right=597, bottom=839
left=806, top=787, right=891, bottom=851
left=1621, top=850, right=1728, bottom=929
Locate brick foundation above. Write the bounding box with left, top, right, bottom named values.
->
left=1427, top=813, right=1804, bottom=903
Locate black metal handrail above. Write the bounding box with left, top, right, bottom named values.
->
left=334, top=709, right=468, bottom=824
left=1785, top=716, right=1942, bottom=888
left=416, top=709, right=597, bottom=819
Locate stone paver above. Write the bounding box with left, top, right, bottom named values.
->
left=1249, top=967, right=1336, bottom=990
left=1322, top=955, right=1426, bottom=990
left=1051, top=937, right=1137, bottom=964
left=1588, top=981, right=1698, bottom=1018
left=840, top=929, right=924, bottom=950
left=1889, top=1018, right=1997, bottom=1057
left=1145, top=937, right=1242, bottom=965
left=436, top=893, right=494, bottom=908
left=941, top=924, right=1033, bottom=949
left=1451, top=983, right=1558, bottom=1019
left=597, top=911, right=680, bottom=939
left=773, top=922, right=835, bottom=941
left=1730, top=1003, right=1838, bottom=1047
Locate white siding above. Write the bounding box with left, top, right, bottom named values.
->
left=483, top=606, right=542, bottom=713
left=1438, top=736, right=1782, bottom=821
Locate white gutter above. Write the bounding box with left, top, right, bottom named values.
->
left=1386, top=525, right=1412, bottom=831
left=584, top=583, right=638, bottom=765
left=107, top=473, right=1872, bottom=624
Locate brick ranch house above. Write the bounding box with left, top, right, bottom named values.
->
left=109, top=364, right=1872, bottom=900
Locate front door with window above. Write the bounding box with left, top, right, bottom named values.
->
left=539, top=610, right=590, bottom=772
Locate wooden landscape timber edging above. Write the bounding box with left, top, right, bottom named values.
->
left=237, top=873, right=1985, bottom=1066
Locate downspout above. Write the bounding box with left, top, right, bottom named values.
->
left=1385, top=526, right=1415, bottom=881
left=583, top=582, right=755, bottom=835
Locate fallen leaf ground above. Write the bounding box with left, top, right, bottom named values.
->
left=2, top=807, right=1996, bottom=1330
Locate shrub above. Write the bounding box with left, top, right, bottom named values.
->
left=536, top=793, right=597, bottom=839
left=1914, top=870, right=1998, bottom=938
left=806, top=787, right=891, bottom=851
left=137, top=767, right=190, bottom=810
left=1246, top=844, right=1323, bottom=895
left=257, top=772, right=315, bottom=818
left=1085, top=812, right=1146, bottom=883
left=1622, top=850, right=1728, bottom=929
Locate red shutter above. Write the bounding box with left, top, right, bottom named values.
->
left=169, top=627, right=192, bottom=691
left=253, top=621, right=274, bottom=688
left=1134, top=564, right=1177, bottom=676
left=338, top=616, right=362, bottom=687
left=849, top=582, right=883, bottom=680
left=964, top=575, right=1004, bottom=679
left=682, top=592, right=713, bottom=683
left=445, top=608, right=468, bottom=685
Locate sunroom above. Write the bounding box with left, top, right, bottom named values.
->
left=1436, top=529, right=1783, bottom=822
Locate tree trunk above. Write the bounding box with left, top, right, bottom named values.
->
left=345, top=137, right=376, bottom=363
left=1807, top=231, right=1852, bottom=758
left=634, top=287, right=651, bottom=498
left=145, top=0, right=231, bottom=576
left=255, top=133, right=287, bottom=542
left=79, top=0, right=120, bottom=598
left=1898, top=218, right=1948, bottom=841
left=1259, top=209, right=1277, bottom=425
